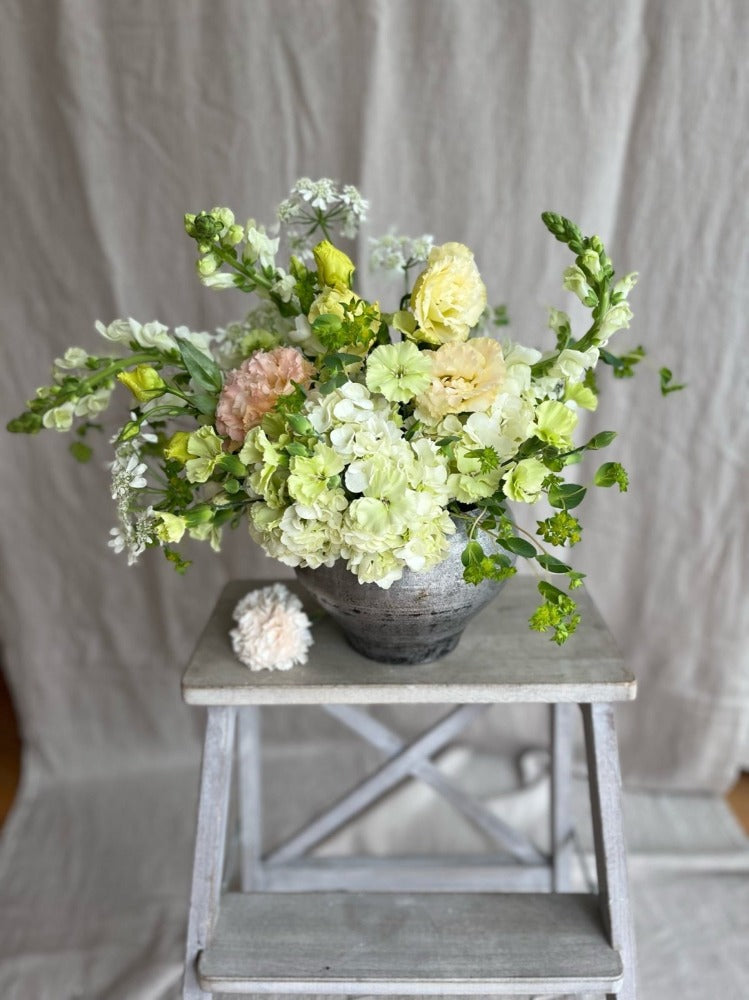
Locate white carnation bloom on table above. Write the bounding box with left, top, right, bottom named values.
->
left=230, top=583, right=313, bottom=672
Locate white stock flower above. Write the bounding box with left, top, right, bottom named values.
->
left=230, top=583, right=313, bottom=672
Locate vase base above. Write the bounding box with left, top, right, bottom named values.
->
left=341, top=629, right=462, bottom=666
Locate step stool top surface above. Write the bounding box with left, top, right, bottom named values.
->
left=182, top=578, right=635, bottom=705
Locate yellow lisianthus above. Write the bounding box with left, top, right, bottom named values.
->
left=312, top=240, right=355, bottom=288
left=409, top=242, right=487, bottom=345
left=117, top=365, right=166, bottom=403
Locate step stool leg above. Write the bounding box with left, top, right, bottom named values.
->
left=183, top=706, right=237, bottom=1000
left=582, top=702, right=637, bottom=1000
left=237, top=706, right=263, bottom=890
left=550, top=702, right=575, bottom=891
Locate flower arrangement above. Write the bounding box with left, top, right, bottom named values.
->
left=8, top=178, right=683, bottom=643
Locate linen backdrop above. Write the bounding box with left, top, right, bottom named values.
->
left=0, top=1, right=747, bottom=993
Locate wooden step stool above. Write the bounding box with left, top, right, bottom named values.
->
left=181, top=577, right=637, bottom=998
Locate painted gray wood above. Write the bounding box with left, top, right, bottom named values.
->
left=197, top=891, right=623, bottom=995
left=182, top=579, right=635, bottom=706
left=583, top=702, right=638, bottom=999
left=260, top=855, right=552, bottom=892
left=324, top=703, right=545, bottom=865
left=266, top=705, right=489, bottom=864
left=237, top=706, right=262, bottom=891
left=551, top=702, right=575, bottom=890
left=183, top=707, right=236, bottom=1000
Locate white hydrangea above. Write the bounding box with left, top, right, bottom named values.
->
left=230, top=583, right=313, bottom=672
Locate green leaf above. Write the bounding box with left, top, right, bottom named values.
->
left=548, top=482, right=587, bottom=510
left=191, top=392, right=219, bottom=415
left=461, top=540, right=484, bottom=567
left=178, top=340, right=223, bottom=393
left=498, top=536, right=536, bottom=558
left=586, top=430, right=617, bottom=450
left=594, top=462, right=629, bottom=492
left=218, top=454, right=247, bottom=477
left=538, top=580, right=568, bottom=603
left=286, top=413, right=317, bottom=437
left=335, top=353, right=363, bottom=366
left=318, top=372, right=348, bottom=395
left=69, top=441, right=92, bottom=463
left=659, top=367, right=686, bottom=396
left=536, top=553, right=572, bottom=573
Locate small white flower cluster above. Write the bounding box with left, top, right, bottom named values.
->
left=230, top=583, right=313, bottom=672
left=108, top=439, right=156, bottom=564
left=276, top=178, right=368, bottom=257
left=369, top=233, right=435, bottom=274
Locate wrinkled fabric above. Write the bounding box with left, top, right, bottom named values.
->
left=0, top=0, right=748, bottom=996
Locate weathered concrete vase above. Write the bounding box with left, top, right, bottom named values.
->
left=295, top=519, right=512, bottom=665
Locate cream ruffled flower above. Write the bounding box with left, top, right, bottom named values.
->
left=230, top=583, right=313, bottom=672
left=415, top=337, right=506, bottom=421
left=216, top=347, right=314, bottom=442
left=409, top=242, right=487, bottom=345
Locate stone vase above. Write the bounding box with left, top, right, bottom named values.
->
left=294, top=517, right=513, bottom=665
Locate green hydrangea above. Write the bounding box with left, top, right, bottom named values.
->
left=365, top=341, right=432, bottom=403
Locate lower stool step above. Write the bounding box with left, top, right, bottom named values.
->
left=198, top=890, right=623, bottom=995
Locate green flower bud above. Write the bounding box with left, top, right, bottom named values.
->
left=211, top=207, right=235, bottom=231
left=164, top=431, right=191, bottom=464
left=192, top=212, right=223, bottom=242
left=225, top=224, right=244, bottom=246
left=313, top=240, right=355, bottom=289
left=197, top=253, right=219, bottom=277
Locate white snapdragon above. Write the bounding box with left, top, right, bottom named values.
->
left=130, top=319, right=178, bottom=353
left=271, top=270, right=296, bottom=303
left=55, top=347, right=89, bottom=370
left=42, top=401, right=76, bottom=431
left=95, top=318, right=133, bottom=346
left=201, top=272, right=237, bottom=290
left=74, top=386, right=112, bottom=417
left=174, top=326, right=215, bottom=359
left=548, top=347, right=599, bottom=382
left=244, top=221, right=279, bottom=269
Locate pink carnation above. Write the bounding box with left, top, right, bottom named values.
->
left=215, top=347, right=314, bottom=442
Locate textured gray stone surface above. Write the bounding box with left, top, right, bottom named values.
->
left=295, top=519, right=512, bottom=664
